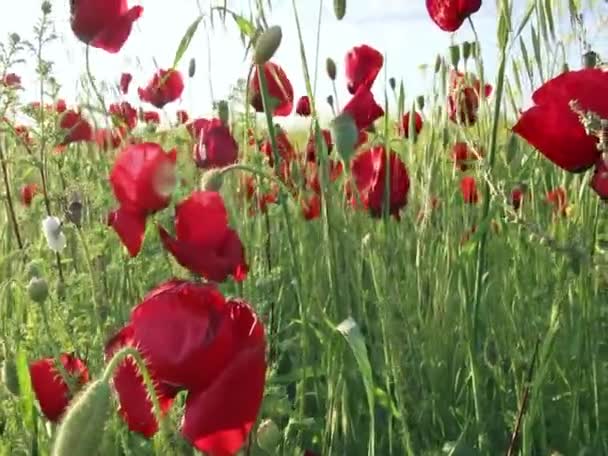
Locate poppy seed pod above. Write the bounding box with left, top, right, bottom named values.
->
left=254, top=26, right=283, bottom=65
left=331, top=113, right=359, bottom=162
left=257, top=419, right=282, bottom=453
left=41, top=1, right=51, bottom=14
left=51, top=380, right=111, bottom=456
left=200, top=169, right=224, bottom=192
left=1, top=359, right=19, bottom=396
left=583, top=51, right=598, bottom=69
left=188, top=58, right=196, bottom=78
left=326, top=58, right=337, bottom=81
left=334, top=0, right=346, bottom=20
left=9, top=33, right=20, bottom=45
left=449, top=45, right=461, bottom=68
left=28, top=277, right=48, bottom=304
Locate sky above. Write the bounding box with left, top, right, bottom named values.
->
left=1, top=0, right=606, bottom=127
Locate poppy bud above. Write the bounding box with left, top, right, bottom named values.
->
left=51, top=380, right=111, bottom=456
left=66, top=192, right=83, bottom=227
left=326, top=58, right=337, bottom=81
left=561, top=62, right=570, bottom=73
left=462, top=41, right=472, bottom=61
left=28, top=277, right=48, bottom=304
left=41, top=1, right=51, bottom=14
left=331, top=113, right=358, bottom=162
left=200, top=169, right=224, bottom=192
left=469, top=42, right=479, bottom=58
left=217, top=100, right=230, bottom=126
left=25, top=260, right=43, bottom=279
left=334, top=0, right=346, bottom=20
left=388, top=77, right=396, bottom=91
left=188, top=58, right=196, bottom=78
left=416, top=95, right=425, bottom=111
left=326, top=95, right=334, bottom=108
left=449, top=45, right=461, bottom=68
left=1, top=359, right=19, bottom=396
left=9, top=33, right=20, bottom=45
left=583, top=51, right=598, bottom=69
left=254, top=26, right=282, bottom=65
left=434, top=55, right=443, bottom=74
left=257, top=419, right=282, bottom=453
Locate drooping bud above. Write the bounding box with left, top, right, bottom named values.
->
left=331, top=113, right=358, bottom=162
left=41, top=1, right=51, bottom=14
left=188, top=58, right=196, bottom=78
left=462, top=41, right=472, bottom=61
left=66, top=192, right=83, bottom=227
left=449, top=45, right=461, bottom=68
left=416, top=95, right=425, bottom=111
left=583, top=51, right=598, bottom=69
left=217, top=100, right=230, bottom=126
left=9, top=33, right=20, bottom=45
left=326, top=94, right=334, bottom=109
left=326, top=58, right=337, bottom=81
left=28, top=277, right=48, bottom=304
left=388, top=77, right=396, bottom=91
left=333, top=0, right=346, bottom=20
left=200, top=169, right=224, bottom=192
left=434, top=55, right=443, bottom=74
left=254, top=26, right=282, bottom=65
left=257, top=419, right=282, bottom=453
left=51, top=380, right=111, bottom=456
left=1, top=359, right=20, bottom=396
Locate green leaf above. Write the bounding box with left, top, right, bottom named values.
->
left=16, top=349, right=34, bottom=431
left=234, top=14, right=256, bottom=39
left=336, top=317, right=376, bottom=454
left=172, top=15, right=204, bottom=69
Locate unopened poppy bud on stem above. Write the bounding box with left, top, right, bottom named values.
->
left=254, top=26, right=282, bottom=64
left=583, top=51, right=598, bottom=69
left=26, top=260, right=43, bottom=279
left=331, top=113, right=358, bottom=162
left=217, top=100, right=230, bottom=125
left=462, top=41, right=472, bottom=61
left=333, top=0, right=346, bottom=20
left=326, top=57, right=337, bottom=80
left=51, top=380, right=111, bottom=456
left=41, top=1, right=51, bottom=14
left=28, top=277, right=48, bottom=304
left=1, top=358, right=19, bottom=396
left=200, top=169, right=224, bottom=191
left=449, top=45, right=461, bottom=68
left=388, top=77, right=396, bottom=91
left=416, top=95, right=425, bottom=111
left=188, top=58, right=196, bottom=78
left=257, top=418, right=282, bottom=452
left=434, top=55, right=443, bottom=74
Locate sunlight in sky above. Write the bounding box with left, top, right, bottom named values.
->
left=1, top=0, right=605, bottom=126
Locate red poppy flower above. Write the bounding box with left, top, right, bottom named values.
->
left=109, top=101, right=138, bottom=130
left=177, top=110, right=189, bottom=124
left=239, top=175, right=278, bottom=215
left=296, top=95, right=312, bottom=116
left=59, top=110, right=93, bottom=146
left=306, top=160, right=343, bottom=194
left=107, top=280, right=266, bottom=455
left=511, top=186, right=525, bottom=211
left=451, top=142, right=483, bottom=171
left=305, top=129, right=333, bottom=162
left=400, top=111, right=424, bottom=138
left=188, top=118, right=238, bottom=169
left=159, top=191, right=248, bottom=282
left=591, top=158, right=608, bottom=200
left=29, top=353, right=89, bottom=422
left=448, top=70, right=492, bottom=125
left=70, top=0, right=143, bottom=53
left=95, top=127, right=125, bottom=150
left=120, top=72, right=132, bottom=94
left=260, top=128, right=296, bottom=167
left=20, top=183, right=38, bottom=207
left=350, top=146, right=410, bottom=218
left=250, top=62, right=294, bottom=116
left=460, top=176, right=479, bottom=204
left=138, top=69, right=184, bottom=109
left=342, top=87, right=384, bottom=132
left=142, top=110, right=160, bottom=124
left=105, top=325, right=179, bottom=437
left=55, top=99, right=67, bottom=114
left=513, top=69, right=608, bottom=172
left=546, top=187, right=568, bottom=215
left=300, top=194, right=321, bottom=220
left=2, top=73, right=21, bottom=88
left=108, top=143, right=177, bottom=256
left=14, top=125, right=33, bottom=146
left=426, top=0, right=482, bottom=32
left=345, top=44, right=384, bottom=94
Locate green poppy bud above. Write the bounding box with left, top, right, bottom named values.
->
left=331, top=113, right=358, bottom=162
left=28, top=277, right=48, bottom=304
left=1, top=359, right=20, bottom=396
left=254, top=26, right=282, bottom=65
left=188, top=58, right=196, bottom=78
left=326, top=58, right=337, bottom=81
left=334, top=0, right=346, bottom=20
left=449, top=45, right=461, bottom=68
left=200, top=169, right=224, bottom=192
left=257, top=419, right=282, bottom=453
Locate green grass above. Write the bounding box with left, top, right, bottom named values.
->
left=0, top=1, right=607, bottom=455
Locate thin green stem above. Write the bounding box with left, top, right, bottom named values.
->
left=0, top=142, right=23, bottom=250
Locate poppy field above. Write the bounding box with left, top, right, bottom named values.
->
left=0, top=1, right=607, bottom=455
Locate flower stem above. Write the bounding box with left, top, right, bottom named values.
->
left=0, top=143, right=24, bottom=250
